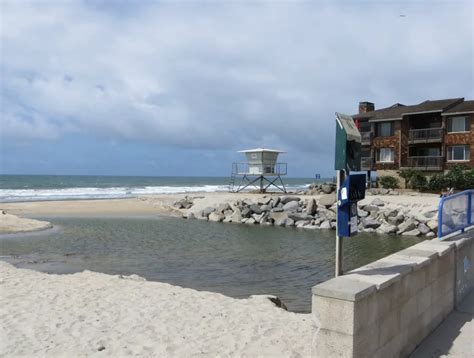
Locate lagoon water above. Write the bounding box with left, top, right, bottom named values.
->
left=0, top=216, right=423, bottom=312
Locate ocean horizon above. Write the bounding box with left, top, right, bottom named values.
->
left=0, top=174, right=327, bottom=203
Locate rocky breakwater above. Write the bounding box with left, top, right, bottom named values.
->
left=182, top=195, right=439, bottom=237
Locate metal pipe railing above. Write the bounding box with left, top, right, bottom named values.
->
left=408, top=128, right=443, bottom=142
left=407, top=156, right=443, bottom=169
left=231, top=162, right=287, bottom=176
left=438, top=189, right=473, bottom=239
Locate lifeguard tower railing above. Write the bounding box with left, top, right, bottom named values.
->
left=438, top=189, right=473, bottom=239
left=229, top=162, right=287, bottom=193
left=231, top=162, right=287, bottom=176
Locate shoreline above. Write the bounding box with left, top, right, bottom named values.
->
left=0, top=191, right=441, bottom=236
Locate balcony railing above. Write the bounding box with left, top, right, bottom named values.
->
left=408, top=128, right=443, bottom=143
left=360, top=131, right=372, bottom=145
left=407, top=156, right=443, bottom=170
left=361, top=157, right=373, bottom=170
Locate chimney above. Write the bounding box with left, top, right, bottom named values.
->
left=359, top=101, right=375, bottom=113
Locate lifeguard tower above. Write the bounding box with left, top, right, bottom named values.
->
left=229, top=148, right=287, bottom=193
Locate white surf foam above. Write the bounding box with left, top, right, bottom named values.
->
left=0, top=185, right=229, bottom=203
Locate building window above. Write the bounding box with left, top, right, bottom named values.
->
left=447, top=145, right=470, bottom=161
left=377, top=148, right=394, bottom=163
left=447, top=117, right=470, bottom=133
left=377, top=122, right=394, bottom=137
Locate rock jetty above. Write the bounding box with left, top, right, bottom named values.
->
left=183, top=195, right=438, bottom=237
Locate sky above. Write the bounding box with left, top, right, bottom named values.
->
left=1, top=0, right=473, bottom=178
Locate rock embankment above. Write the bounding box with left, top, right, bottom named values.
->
left=183, top=195, right=438, bottom=237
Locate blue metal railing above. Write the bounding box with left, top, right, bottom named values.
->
left=438, top=189, right=473, bottom=239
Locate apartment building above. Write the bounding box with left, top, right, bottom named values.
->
left=352, top=98, right=474, bottom=179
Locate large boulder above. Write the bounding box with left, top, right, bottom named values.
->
left=362, top=218, right=381, bottom=229
left=270, top=197, right=280, bottom=208
left=305, top=199, right=317, bottom=216
left=397, top=219, right=417, bottom=234
left=201, top=207, right=216, bottom=218
left=321, top=184, right=334, bottom=194
left=270, top=212, right=289, bottom=227
left=418, top=223, right=431, bottom=235
left=320, top=220, right=331, bottom=230
left=402, top=229, right=421, bottom=236
left=256, top=197, right=272, bottom=205
left=414, top=214, right=429, bottom=224
left=376, top=223, right=398, bottom=234
left=245, top=217, right=256, bottom=225
left=423, top=210, right=438, bottom=219
left=208, top=212, right=224, bottom=222
left=383, top=209, right=398, bottom=218
left=283, top=201, right=299, bottom=211
left=387, top=215, right=404, bottom=226
left=249, top=204, right=262, bottom=214
left=241, top=207, right=252, bottom=218
left=318, top=194, right=336, bottom=208
left=363, top=205, right=380, bottom=213
left=216, top=203, right=231, bottom=213
left=358, top=209, right=369, bottom=218
left=280, top=196, right=301, bottom=204
left=427, top=220, right=438, bottom=231
left=288, top=212, right=313, bottom=221
left=260, top=204, right=272, bottom=212
left=295, top=220, right=310, bottom=228
left=371, top=198, right=385, bottom=207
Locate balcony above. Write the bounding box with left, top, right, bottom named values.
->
left=408, top=128, right=443, bottom=144
left=407, top=156, right=443, bottom=171
left=361, top=157, right=373, bottom=170
left=360, top=131, right=372, bottom=145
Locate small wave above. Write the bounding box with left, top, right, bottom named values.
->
left=0, top=185, right=229, bottom=203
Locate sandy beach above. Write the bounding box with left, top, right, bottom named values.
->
left=0, top=261, right=314, bottom=357
left=0, top=191, right=440, bottom=356
left=0, top=191, right=439, bottom=220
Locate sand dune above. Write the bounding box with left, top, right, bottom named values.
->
left=0, top=261, right=315, bottom=357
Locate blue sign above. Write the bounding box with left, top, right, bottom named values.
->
left=337, top=174, right=366, bottom=237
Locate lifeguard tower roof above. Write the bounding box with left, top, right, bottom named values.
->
left=237, top=148, right=286, bottom=153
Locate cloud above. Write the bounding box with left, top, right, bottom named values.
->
left=1, top=0, right=473, bottom=168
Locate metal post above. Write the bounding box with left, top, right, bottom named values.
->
left=335, top=169, right=345, bottom=277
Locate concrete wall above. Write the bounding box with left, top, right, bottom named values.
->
left=312, top=232, right=474, bottom=357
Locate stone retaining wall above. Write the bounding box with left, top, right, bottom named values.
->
left=311, top=231, right=474, bottom=357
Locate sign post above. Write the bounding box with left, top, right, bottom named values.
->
left=334, top=113, right=365, bottom=277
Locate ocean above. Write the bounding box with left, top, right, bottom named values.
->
left=0, top=175, right=320, bottom=202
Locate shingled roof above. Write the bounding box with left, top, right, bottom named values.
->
left=353, top=98, right=465, bottom=121
left=442, top=100, right=474, bottom=115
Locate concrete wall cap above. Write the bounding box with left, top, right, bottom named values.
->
left=390, top=253, right=431, bottom=270
left=394, top=248, right=439, bottom=261
left=312, top=276, right=376, bottom=302
left=413, top=242, right=454, bottom=256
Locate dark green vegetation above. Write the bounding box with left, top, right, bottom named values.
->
left=380, top=165, right=473, bottom=191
